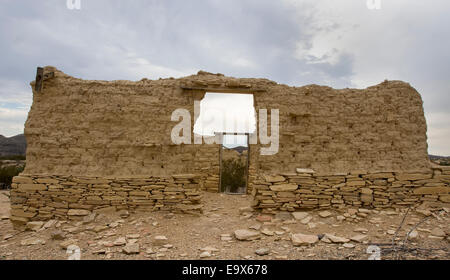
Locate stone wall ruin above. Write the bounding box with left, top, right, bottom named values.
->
left=10, top=66, right=450, bottom=223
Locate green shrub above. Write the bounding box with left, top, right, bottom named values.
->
left=220, top=158, right=247, bottom=193
left=0, top=165, right=24, bottom=189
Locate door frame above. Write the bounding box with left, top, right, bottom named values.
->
left=217, top=132, right=250, bottom=194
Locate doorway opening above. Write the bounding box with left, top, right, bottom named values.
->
left=219, top=133, right=249, bottom=194
left=193, top=92, right=256, bottom=194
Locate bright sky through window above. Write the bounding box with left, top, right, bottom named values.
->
left=193, top=93, right=256, bottom=148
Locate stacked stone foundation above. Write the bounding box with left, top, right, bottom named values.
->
left=252, top=166, right=450, bottom=212
left=201, top=174, right=220, bottom=193
left=9, top=174, right=202, bottom=224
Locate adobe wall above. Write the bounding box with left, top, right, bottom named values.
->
left=23, top=67, right=430, bottom=176
left=10, top=66, right=448, bottom=223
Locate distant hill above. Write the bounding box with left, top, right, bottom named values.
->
left=223, top=145, right=247, bottom=154
left=429, top=154, right=450, bottom=166
left=429, top=154, right=450, bottom=160
left=0, top=134, right=26, bottom=156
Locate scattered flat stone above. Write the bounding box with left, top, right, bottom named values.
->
left=126, top=234, right=140, bottom=239
left=123, top=243, right=140, bottom=254
left=63, top=226, right=82, bottom=234
left=275, top=255, right=288, bottom=259
left=234, top=229, right=261, bottom=241
left=292, top=212, right=309, bottom=220
left=239, top=207, right=253, bottom=214
left=240, top=213, right=253, bottom=220
left=220, top=234, right=232, bottom=241
left=350, top=234, right=367, bottom=243
left=301, top=216, right=312, bottom=224
left=249, top=224, right=261, bottom=230
left=324, top=234, right=350, bottom=243
left=358, top=208, right=371, bottom=214
left=291, top=233, right=319, bottom=246
left=21, top=237, right=45, bottom=246
left=3, top=234, right=13, bottom=240
left=281, top=226, right=291, bottom=232
left=318, top=211, right=332, bottom=218
left=104, top=231, right=116, bottom=237
left=43, top=220, right=57, bottom=229
left=108, top=222, right=120, bottom=228
left=153, top=235, right=169, bottom=245
left=118, top=210, right=129, bottom=218
left=99, top=241, right=113, bottom=247
left=82, top=213, right=97, bottom=224
left=416, top=209, right=432, bottom=216
left=336, top=215, right=345, bottom=222
left=93, top=249, right=106, bottom=255
left=321, top=236, right=331, bottom=243
left=275, top=212, right=293, bottom=221
left=261, top=228, right=274, bottom=236
left=93, top=225, right=109, bottom=233
left=255, top=248, right=270, bottom=256
left=0, top=215, right=9, bottom=220
left=59, top=239, right=77, bottom=249
left=369, top=218, right=383, bottom=224
left=343, top=243, right=355, bottom=248
left=51, top=230, right=66, bottom=240
left=354, top=227, right=369, bottom=233
left=26, top=221, right=44, bottom=231
left=159, top=247, right=169, bottom=253
left=307, top=222, right=316, bottom=229
left=113, top=237, right=126, bottom=246
left=200, top=251, right=211, bottom=258
left=256, top=215, right=272, bottom=222
left=200, top=246, right=219, bottom=252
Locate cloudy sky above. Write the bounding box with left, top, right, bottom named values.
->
left=0, top=0, right=449, bottom=155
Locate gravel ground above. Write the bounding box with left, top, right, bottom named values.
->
left=0, top=190, right=449, bottom=260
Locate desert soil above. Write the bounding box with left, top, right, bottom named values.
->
left=0, top=190, right=448, bottom=260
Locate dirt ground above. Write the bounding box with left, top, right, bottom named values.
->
left=0, top=190, right=448, bottom=260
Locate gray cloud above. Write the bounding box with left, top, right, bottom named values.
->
left=0, top=0, right=449, bottom=155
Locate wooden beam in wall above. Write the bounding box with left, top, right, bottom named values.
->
left=180, top=86, right=266, bottom=93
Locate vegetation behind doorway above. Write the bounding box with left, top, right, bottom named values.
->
left=219, top=133, right=249, bottom=194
